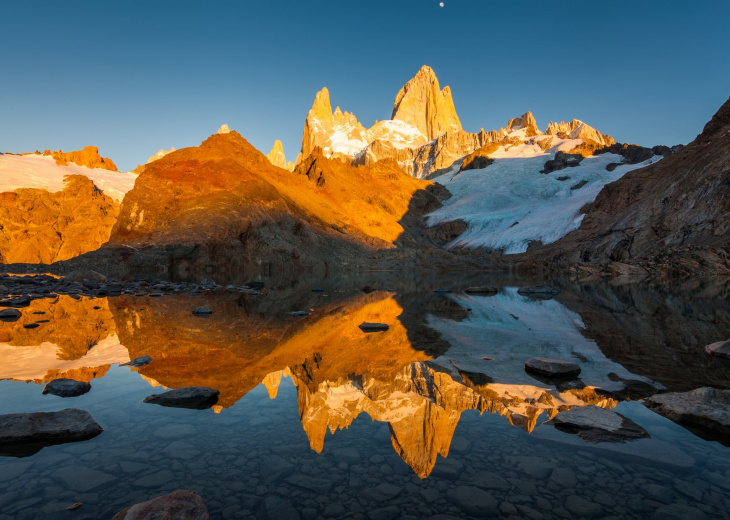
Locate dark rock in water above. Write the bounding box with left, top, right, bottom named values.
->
left=143, top=387, right=220, bottom=409
left=113, top=490, right=209, bottom=520
left=644, top=387, right=730, bottom=444
left=0, top=295, right=32, bottom=307
left=705, top=340, right=730, bottom=359
left=359, top=322, right=389, bottom=333
left=311, top=288, right=324, bottom=293
left=244, top=281, right=265, bottom=289
left=0, top=408, right=103, bottom=457
left=0, top=308, right=22, bottom=322
left=525, top=357, right=581, bottom=378
left=517, top=285, right=561, bottom=299
left=23, top=323, right=40, bottom=329
left=551, top=405, right=650, bottom=443
left=361, top=285, right=376, bottom=294
left=289, top=311, right=310, bottom=317
left=42, top=379, right=91, bottom=398
left=192, top=306, right=212, bottom=316
left=121, top=356, right=152, bottom=368
left=433, top=288, right=452, bottom=294
left=464, top=286, right=498, bottom=295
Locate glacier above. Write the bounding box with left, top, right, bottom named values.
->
left=427, top=142, right=662, bottom=254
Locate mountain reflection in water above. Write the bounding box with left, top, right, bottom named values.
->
left=2, top=277, right=728, bottom=483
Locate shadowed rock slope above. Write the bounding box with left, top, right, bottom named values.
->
left=537, top=96, right=730, bottom=276
left=67, top=131, right=478, bottom=279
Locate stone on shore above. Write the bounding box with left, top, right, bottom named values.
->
left=143, top=387, right=220, bottom=409
left=42, top=379, right=91, bottom=398
left=517, top=285, right=561, bottom=299
left=0, top=308, right=22, bottom=322
left=0, top=409, right=103, bottom=456
left=644, top=387, right=730, bottom=441
left=551, top=405, right=650, bottom=443
left=192, top=306, right=212, bottom=316
left=113, top=490, right=209, bottom=520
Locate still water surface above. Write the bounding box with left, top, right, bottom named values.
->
left=1, top=275, right=729, bottom=519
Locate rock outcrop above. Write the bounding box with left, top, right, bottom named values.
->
left=537, top=95, right=730, bottom=275
left=0, top=175, right=119, bottom=264
left=644, top=387, right=730, bottom=443
left=34, top=146, right=118, bottom=171
left=391, top=65, right=462, bottom=140
left=545, top=120, right=615, bottom=147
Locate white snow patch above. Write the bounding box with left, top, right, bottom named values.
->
left=428, top=152, right=662, bottom=253
left=0, top=154, right=136, bottom=202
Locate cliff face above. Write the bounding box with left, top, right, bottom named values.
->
left=0, top=175, right=119, bottom=264
left=391, top=65, right=462, bottom=140
left=540, top=96, right=730, bottom=275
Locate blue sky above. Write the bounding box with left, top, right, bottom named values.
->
left=1, top=0, right=728, bottom=171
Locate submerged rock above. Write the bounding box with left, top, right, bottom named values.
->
left=289, top=311, right=310, bottom=317
left=525, top=357, right=581, bottom=378
left=64, top=270, right=107, bottom=284
left=42, top=379, right=91, bottom=398
left=192, top=306, right=213, bottom=316
left=705, top=340, right=730, bottom=359
left=551, top=405, right=650, bottom=443
left=358, top=322, right=389, bottom=332
left=517, top=285, right=561, bottom=299
left=0, top=308, right=22, bottom=322
left=644, top=387, right=730, bottom=443
left=113, top=490, right=209, bottom=520
left=121, top=356, right=152, bottom=368
left=143, top=387, right=220, bottom=409
left=0, top=409, right=103, bottom=457
left=464, top=286, right=498, bottom=295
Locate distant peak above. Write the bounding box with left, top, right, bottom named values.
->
left=391, top=65, right=461, bottom=140
left=217, top=124, right=230, bottom=134
left=505, top=112, right=540, bottom=136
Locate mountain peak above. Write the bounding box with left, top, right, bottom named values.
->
left=266, top=140, right=292, bottom=170
left=391, top=65, right=462, bottom=140
left=309, top=87, right=333, bottom=121
left=505, top=112, right=540, bottom=136
left=217, top=124, right=231, bottom=134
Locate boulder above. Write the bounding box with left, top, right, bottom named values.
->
left=113, top=490, right=209, bottom=520
left=0, top=308, right=22, bottom=322
left=358, top=322, right=389, bottom=333
left=42, top=379, right=91, bottom=398
left=0, top=295, right=32, bottom=307
left=525, top=357, right=581, bottom=378
left=705, top=340, right=730, bottom=359
left=517, top=285, right=561, bottom=299
left=551, top=405, right=650, bottom=443
left=121, top=356, right=152, bottom=368
left=643, top=387, right=730, bottom=442
left=192, top=306, right=212, bottom=316
left=0, top=409, right=103, bottom=457
left=541, top=151, right=584, bottom=174
left=143, top=387, right=220, bottom=409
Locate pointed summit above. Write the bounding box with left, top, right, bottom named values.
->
left=505, top=112, right=540, bottom=136
left=266, top=140, right=289, bottom=170
left=391, top=65, right=462, bottom=140
left=217, top=124, right=230, bottom=134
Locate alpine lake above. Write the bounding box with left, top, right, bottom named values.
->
left=1, top=271, right=729, bottom=519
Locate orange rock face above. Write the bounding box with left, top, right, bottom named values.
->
left=391, top=65, right=462, bottom=140
left=42, top=146, right=118, bottom=171
left=106, top=131, right=436, bottom=275
left=0, top=175, right=119, bottom=264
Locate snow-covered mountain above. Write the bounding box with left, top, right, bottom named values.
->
left=296, top=65, right=616, bottom=179
left=426, top=131, right=662, bottom=254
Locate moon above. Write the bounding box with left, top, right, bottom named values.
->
left=439, top=2, right=444, bottom=6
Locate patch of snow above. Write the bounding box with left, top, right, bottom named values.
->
left=0, top=154, right=137, bottom=202
left=428, top=152, right=662, bottom=253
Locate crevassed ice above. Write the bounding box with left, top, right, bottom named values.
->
left=427, top=151, right=661, bottom=253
